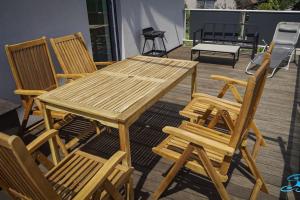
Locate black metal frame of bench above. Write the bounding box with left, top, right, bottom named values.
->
left=192, top=23, right=259, bottom=59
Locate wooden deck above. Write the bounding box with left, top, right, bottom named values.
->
left=1, top=46, right=299, bottom=200
left=81, top=47, right=300, bottom=200
left=158, top=47, right=300, bottom=200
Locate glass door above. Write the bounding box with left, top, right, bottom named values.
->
left=86, top=0, right=116, bottom=61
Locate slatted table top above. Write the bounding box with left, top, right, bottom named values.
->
left=38, top=56, right=197, bottom=124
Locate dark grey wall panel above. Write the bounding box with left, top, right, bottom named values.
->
left=189, top=10, right=241, bottom=39
left=0, top=0, right=91, bottom=102
left=189, top=10, right=300, bottom=47
left=247, top=12, right=300, bottom=47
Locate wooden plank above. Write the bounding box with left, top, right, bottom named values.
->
left=21, top=46, right=298, bottom=200
left=38, top=56, right=198, bottom=124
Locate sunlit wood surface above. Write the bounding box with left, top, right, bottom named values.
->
left=5, top=47, right=297, bottom=200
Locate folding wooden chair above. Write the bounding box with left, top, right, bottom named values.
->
left=5, top=37, right=60, bottom=132
left=152, top=53, right=271, bottom=200
left=50, top=32, right=114, bottom=79
left=180, top=43, right=275, bottom=160
left=0, top=130, right=133, bottom=200
left=5, top=37, right=97, bottom=152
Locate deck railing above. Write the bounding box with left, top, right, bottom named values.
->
left=184, top=9, right=300, bottom=47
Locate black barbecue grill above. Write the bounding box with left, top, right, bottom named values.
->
left=142, top=27, right=168, bottom=57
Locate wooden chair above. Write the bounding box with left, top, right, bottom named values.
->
left=5, top=38, right=96, bottom=152
left=180, top=43, right=275, bottom=160
left=5, top=37, right=73, bottom=132
left=0, top=130, right=133, bottom=200
left=50, top=32, right=114, bottom=78
left=152, top=53, right=271, bottom=200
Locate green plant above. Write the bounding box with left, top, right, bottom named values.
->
left=257, top=0, right=298, bottom=10
left=258, top=46, right=265, bottom=53
left=258, top=0, right=280, bottom=10
left=185, top=10, right=190, bottom=40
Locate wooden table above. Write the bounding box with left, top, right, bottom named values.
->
left=38, top=55, right=198, bottom=197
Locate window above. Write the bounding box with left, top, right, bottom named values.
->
left=86, top=0, right=116, bottom=61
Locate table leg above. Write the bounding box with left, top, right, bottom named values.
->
left=118, top=123, right=133, bottom=200
left=142, top=39, right=147, bottom=55
left=161, top=37, right=168, bottom=58
left=232, top=53, right=236, bottom=68
left=41, top=103, right=60, bottom=165
left=191, top=66, right=197, bottom=99
left=237, top=48, right=240, bottom=61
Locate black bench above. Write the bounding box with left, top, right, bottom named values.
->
left=193, top=23, right=259, bottom=59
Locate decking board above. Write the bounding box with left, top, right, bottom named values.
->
left=79, top=47, right=300, bottom=200
left=156, top=47, right=299, bottom=200
left=1, top=46, right=298, bottom=200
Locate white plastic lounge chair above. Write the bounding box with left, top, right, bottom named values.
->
left=246, top=22, right=300, bottom=78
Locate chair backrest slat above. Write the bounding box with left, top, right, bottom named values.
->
left=50, top=32, right=97, bottom=74
left=5, top=37, right=58, bottom=91
left=230, top=53, right=271, bottom=148
left=0, top=133, right=58, bottom=200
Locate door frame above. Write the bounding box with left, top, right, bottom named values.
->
left=107, top=0, right=120, bottom=61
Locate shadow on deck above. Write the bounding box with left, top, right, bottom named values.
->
left=11, top=46, right=300, bottom=200
left=80, top=47, right=300, bottom=199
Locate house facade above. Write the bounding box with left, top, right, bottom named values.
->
left=185, top=0, right=237, bottom=9
left=185, top=0, right=259, bottom=9
left=0, top=0, right=185, bottom=102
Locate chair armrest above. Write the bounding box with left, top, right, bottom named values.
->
left=210, top=75, right=247, bottom=87
left=191, top=95, right=241, bottom=114
left=94, top=61, right=115, bottom=66
left=192, top=93, right=241, bottom=108
left=14, top=89, right=47, bottom=96
left=179, top=110, right=201, bottom=119
left=56, top=73, right=87, bottom=79
left=163, top=126, right=234, bottom=156
left=26, top=129, right=59, bottom=154
left=73, top=151, right=126, bottom=200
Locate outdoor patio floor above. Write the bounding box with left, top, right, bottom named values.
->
left=156, top=46, right=299, bottom=200
left=81, top=46, right=300, bottom=200
left=1, top=46, right=299, bottom=200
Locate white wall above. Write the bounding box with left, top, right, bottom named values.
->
left=0, top=0, right=185, bottom=102
left=0, top=0, right=91, bottom=102
left=185, top=0, right=198, bottom=8
left=214, top=0, right=236, bottom=9
left=116, top=0, right=185, bottom=58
